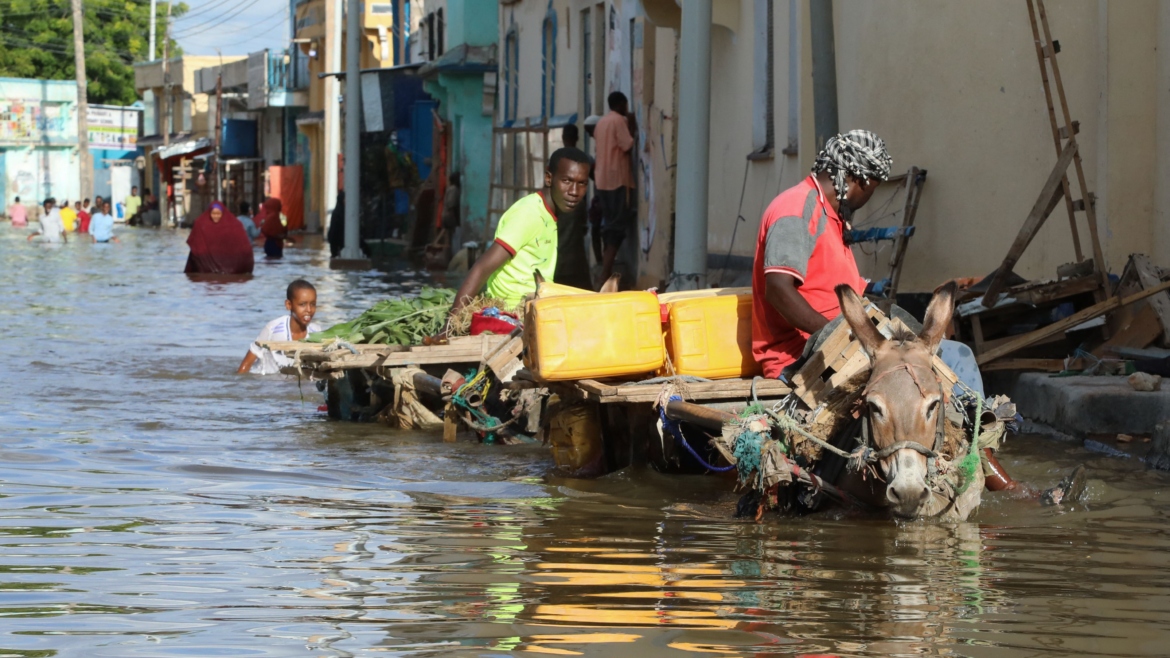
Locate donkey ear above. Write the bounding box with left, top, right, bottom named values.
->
left=835, top=284, right=885, bottom=358
left=919, top=281, right=958, bottom=353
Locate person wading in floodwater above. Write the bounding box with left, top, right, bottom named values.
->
left=184, top=201, right=254, bottom=275
left=751, top=129, right=1026, bottom=490
left=440, top=147, right=592, bottom=334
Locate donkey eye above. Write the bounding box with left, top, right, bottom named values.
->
left=926, top=400, right=940, bottom=418
left=868, top=401, right=885, bottom=419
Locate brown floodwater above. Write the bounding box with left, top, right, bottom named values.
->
left=2, top=225, right=1169, bottom=657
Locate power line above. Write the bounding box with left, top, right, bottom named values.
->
left=174, top=0, right=234, bottom=21
left=171, top=0, right=260, bottom=36
left=184, top=4, right=285, bottom=39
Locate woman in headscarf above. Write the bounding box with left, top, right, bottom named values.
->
left=256, top=197, right=287, bottom=259
left=184, top=201, right=255, bottom=274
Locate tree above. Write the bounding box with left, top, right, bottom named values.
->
left=0, top=0, right=187, bottom=105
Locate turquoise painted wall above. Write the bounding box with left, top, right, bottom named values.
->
left=424, top=0, right=498, bottom=241
left=447, top=0, right=498, bottom=48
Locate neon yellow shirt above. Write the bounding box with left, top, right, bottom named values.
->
left=60, top=207, right=77, bottom=232
left=124, top=195, right=141, bottom=218
left=485, top=191, right=558, bottom=308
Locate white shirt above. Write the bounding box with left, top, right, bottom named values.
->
left=37, top=208, right=65, bottom=242
left=247, top=315, right=323, bottom=375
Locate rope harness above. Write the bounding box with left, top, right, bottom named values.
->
left=860, top=361, right=949, bottom=485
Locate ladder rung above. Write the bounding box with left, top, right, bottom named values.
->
left=1059, top=121, right=1080, bottom=139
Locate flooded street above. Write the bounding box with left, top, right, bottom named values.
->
left=2, top=226, right=1170, bottom=657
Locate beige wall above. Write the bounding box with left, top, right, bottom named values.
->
left=834, top=0, right=1160, bottom=290
left=500, top=0, right=1166, bottom=293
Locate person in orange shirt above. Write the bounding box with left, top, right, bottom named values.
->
left=592, top=91, right=637, bottom=287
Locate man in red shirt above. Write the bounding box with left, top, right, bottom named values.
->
left=752, top=130, right=893, bottom=379
left=593, top=91, right=638, bottom=287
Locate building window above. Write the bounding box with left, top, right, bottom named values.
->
left=751, top=0, right=775, bottom=156
left=542, top=8, right=557, bottom=117
left=426, top=13, right=435, bottom=61
left=581, top=7, right=591, bottom=121
left=504, top=26, right=519, bottom=121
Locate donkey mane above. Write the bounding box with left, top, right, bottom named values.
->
left=888, top=327, right=919, bottom=347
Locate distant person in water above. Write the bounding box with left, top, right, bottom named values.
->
left=184, top=201, right=254, bottom=274
left=89, top=200, right=119, bottom=244
left=59, top=199, right=77, bottom=232
left=237, top=279, right=322, bottom=375
left=236, top=201, right=261, bottom=240
left=28, top=198, right=66, bottom=243
left=327, top=191, right=345, bottom=258
left=7, top=196, right=27, bottom=227
left=257, top=197, right=287, bottom=259
left=75, top=199, right=91, bottom=233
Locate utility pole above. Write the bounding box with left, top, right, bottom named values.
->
left=214, top=73, right=223, bottom=202
left=339, top=0, right=363, bottom=261
left=149, top=0, right=157, bottom=60
left=160, top=0, right=173, bottom=225
left=322, top=0, right=342, bottom=235
left=71, top=0, right=91, bottom=203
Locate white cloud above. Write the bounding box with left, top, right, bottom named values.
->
left=172, top=0, right=291, bottom=56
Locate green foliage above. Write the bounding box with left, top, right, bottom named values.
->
left=0, top=0, right=187, bottom=105
left=309, top=288, right=458, bottom=346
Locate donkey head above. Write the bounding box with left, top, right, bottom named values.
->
left=835, top=282, right=958, bottom=519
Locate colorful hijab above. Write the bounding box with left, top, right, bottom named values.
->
left=185, top=202, right=255, bottom=274
left=257, top=197, right=286, bottom=239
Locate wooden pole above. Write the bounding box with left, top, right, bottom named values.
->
left=71, top=0, right=91, bottom=203
left=977, top=279, right=1170, bottom=365
left=214, top=73, right=222, bottom=202
left=160, top=0, right=173, bottom=225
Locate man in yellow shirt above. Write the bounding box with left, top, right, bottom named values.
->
left=59, top=199, right=77, bottom=232
left=124, top=186, right=142, bottom=223
left=445, top=148, right=592, bottom=327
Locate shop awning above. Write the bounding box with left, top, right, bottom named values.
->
left=155, top=136, right=212, bottom=161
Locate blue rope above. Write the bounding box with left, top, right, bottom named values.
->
left=659, top=395, right=736, bottom=472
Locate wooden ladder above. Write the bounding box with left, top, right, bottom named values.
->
left=982, top=0, right=1110, bottom=307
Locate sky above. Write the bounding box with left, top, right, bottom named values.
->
left=172, top=0, right=292, bottom=56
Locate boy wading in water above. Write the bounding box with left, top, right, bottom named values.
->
left=237, top=280, right=322, bottom=375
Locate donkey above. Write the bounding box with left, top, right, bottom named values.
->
left=834, top=281, right=984, bottom=521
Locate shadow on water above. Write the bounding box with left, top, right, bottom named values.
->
left=1, top=224, right=1170, bottom=656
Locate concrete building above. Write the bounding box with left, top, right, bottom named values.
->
left=494, top=0, right=1170, bottom=293
left=193, top=50, right=312, bottom=228
left=134, top=55, right=247, bottom=224
left=293, top=0, right=416, bottom=231
left=88, top=104, right=143, bottom=217
left=0, top=78, right=80, bottom=210
left=417, top=0, right=499, bottom=242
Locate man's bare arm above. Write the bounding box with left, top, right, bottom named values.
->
left=764, top=272, right=830, bottom=335
left=447, top=242, right=513, bottom=322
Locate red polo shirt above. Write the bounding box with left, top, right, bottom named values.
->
left=751, top=175, right=866, bottom=378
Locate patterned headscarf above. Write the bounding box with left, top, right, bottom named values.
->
left=812, top=130, right=893, bottom=205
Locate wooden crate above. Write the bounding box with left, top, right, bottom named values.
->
left=789, top=306, right=959, bottom=414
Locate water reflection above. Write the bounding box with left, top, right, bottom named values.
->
left=1, top=225, right=1170, bottom=656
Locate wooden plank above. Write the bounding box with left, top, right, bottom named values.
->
left=886, top=167, right=924, bottom=302
left=978, top=280, right=1170, bottom=365
left=982, top=140, right=1078, bottom=307
left=1091, top=303, right=1163, bottom=357
left=1012, top=275, right=1099, bottom=306
left=1035, top=0, right=1111, bottom=296
left=981, top=358, right=1081, bottom=373
left=576, top=378, right=792, bottom=404
left=443, top=403, right=458, bottom=442
left=258, top=341, right=409, bottom=354
left=1131, top=254, right=1170, bottom=345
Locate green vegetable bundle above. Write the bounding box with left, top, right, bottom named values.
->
left=308, top=287, right=456, bottom=345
